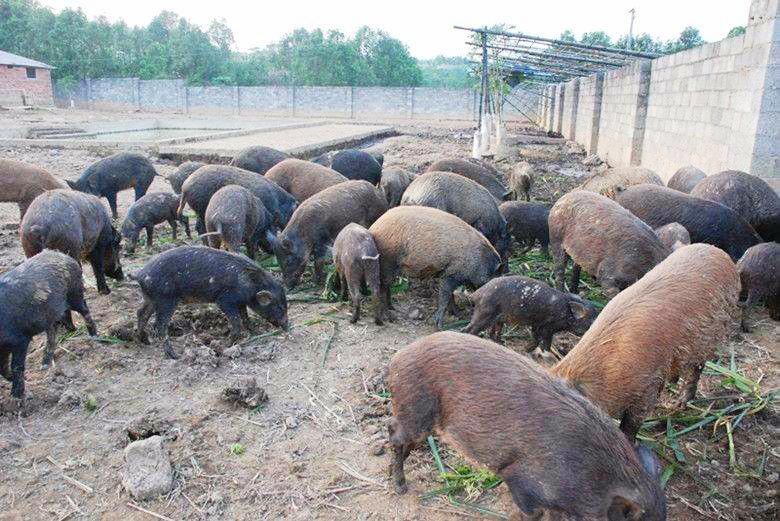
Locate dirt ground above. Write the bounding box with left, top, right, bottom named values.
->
left=0, top=109, right=777, bottom=521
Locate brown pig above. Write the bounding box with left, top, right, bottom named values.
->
left=653, top=222, right=690, bottom=251
left=425, top=158, right=509, bottom=200
left=332, top=223, right=382, bottom=324
left=378, top=168, right=416, bottom=207
left=264, top=158, right=348, bottom=202
left=548, top=190, right=670, bottom=297
left=737, top=242, right=779, bottom=331
left=552, top=243, right=740, bottom=438
left=666, top=165, right=705, bottom=193
left=580, top=166, right=663, bottom=198
left=369, top=206, right=501, bottom=329
left=508, top=161, right=533, bottom=201
left=388, top=331, right=667, bottom=520
left=0, top=159, right=63, bottom=219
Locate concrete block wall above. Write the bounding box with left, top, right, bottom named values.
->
left=55, top=79, right=534, bottom=122
left=553, top=0, right=778, bottom=187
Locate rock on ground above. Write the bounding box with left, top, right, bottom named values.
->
left=122, top=435, right=174, bottom=500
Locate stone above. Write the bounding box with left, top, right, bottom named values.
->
left=122, top=436, right=174, bottom=500
left=369, top=441, right=385, bottom=456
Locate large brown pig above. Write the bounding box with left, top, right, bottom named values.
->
left=666, top=165, right=705, bottom=193
left=264, top=158, right=348, bottom=202
left=737, top=242, right=779, bottom=331
left=369, top=206, right=501, bottom=329
left=690, top=170, right=780, bottom=242
left=424, top=158, right=509, bottom=200
left=0, top=159, right=63, bottom=219
left=580, top=166, right=663, bottom=198
left=548, top=190, right=670, bottom=297
left=552, top=243, right=740, bottom=438
left=388, top=331, right=666, bottom=520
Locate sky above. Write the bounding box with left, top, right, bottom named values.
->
left=39, top=0, right=753, bottom=59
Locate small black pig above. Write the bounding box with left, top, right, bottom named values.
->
left=205, top=185, right=274, bottom=259
left=66, top=152, right=158, bottom=219
left=231, top=145, right=289, bottom=175
left=131, top=246, right=288, bottom=358
left=0, top=250, right=98, bottom=398
left=388, top=331, right=666, bottom=520
left=121, top=192, right=191, bottom=254
left=498, top=201, right=550, bottom=256
left=21, top=189, right=124, bottom=295
left=332, top=223, right=381, bottom=324
left=463, top=276, right=599, bottom=351
left=330, top=149, right=383, bottom=185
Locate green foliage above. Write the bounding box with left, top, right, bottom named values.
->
left=0, top=1, right=423, bottom=86
left=558, top=25, right=707, bottom=56
left=83, top=394, right=98, bottom=412
left=727, top=26, right=746, bottom=38
left=419, top=56, right=472, bottom=88
left=229, top=443, right=245, bottom=456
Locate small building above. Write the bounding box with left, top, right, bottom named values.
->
left=0, top=50, right=55, bottom=106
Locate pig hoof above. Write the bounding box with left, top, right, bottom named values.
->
left=393, top=481, right=408, bottom=495
left=350, top=315, right=359, bottom=324
left=374, top=317, right=384, bottom=326
left=164, top=345, right=179, bottom=359
left=98, top=287, right=111, bottom=296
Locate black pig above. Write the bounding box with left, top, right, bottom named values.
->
left=121, top=192, right=191, bottom=254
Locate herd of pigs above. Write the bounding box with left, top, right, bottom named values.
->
left=1, top=141, right=779, bottom=520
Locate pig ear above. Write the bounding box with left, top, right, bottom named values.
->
left=607, top=495, right=643, bottom=521
left=569, top=300, right=589, bottom=320
left=256, top=290, right=273, bottom=306
left=65, top=179, right=76, bottom=189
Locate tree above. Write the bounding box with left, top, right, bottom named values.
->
left=580, top=31, right=612, bottom=47
left=559, top=30, right=577, bottom=43
left=727, top=26, right=746, bottom=38
left=666, top=26, right=705, bottom=53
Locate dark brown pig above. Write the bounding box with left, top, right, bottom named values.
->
left=0, top=250, right=98, bottom=398
left=388, top=331, right=666, bottom=520
left=498, top=201, right=550, bottom=256
left=425, top=158, right=509, bottom=200
left=737, top=242, right=779, bottom=331
left=400, top=172, right=510, bottom=266
left=204, top=185, right=273, bottom=259
left=273, top=180, right=388, bottom=289
left=231, top=145, right=289, bottom=175
left=379, top=168, right=416, bottom=207
left=0, top=159, right=63, bottom=219
left=167, top=161, right=204, bottom=194
left=65, top=152, right=158, bottom=219
left=552, top=244, right=739, bottom=438
left=131, top=246, right=287, bottom=358
left=690, top=170, right=780, bottom=242
left=548, top=190, right=670, bottom=297
left=369, top=206, right=501, bottom=329
left=654, top=222, right=690, bottom=251
left=666, top=165, right=705, bottom=193
left=332, top=223, right=381, bottom=324
left=177, top=165, right=297, bottom=238
left=508, top=161, right=533, bottom=201
left=20, top=189, right=123, bottom=295
left=615, top=184, right=761, bottom=261
left=121, top=192, right=191, bottom=254
left=463, top=276, right=599, bottom=351
left=264, top=158, right=348, bottom=202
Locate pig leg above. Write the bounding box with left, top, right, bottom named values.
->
left=675, top=363, right=704, bottom=408
left=246, top=239, right=257, bottom=260
left=363, top=260, right=383, bottom=326
left=313, top=252, right=328, bottom=286
left=339, top=272, right=349, bottom=301
left=551, top=244, right=569, bottom=291
left=89, top=249, right=110, bottom=295
left=196, top=215, right=208, bottom=245
left=537, top=329, right=554, bottom=352
left=740, top=291, right=756, bottom=333
left=463, top=304, right=495, bottom=337
left=152, top=300, right=177, bottom=359
left=106, top=192, right=119, bottom=220
left=179, top=215, right=191, bottom=238
left=136, top=300, right=154, bottom=344
left=41, top=324, right=58, bottom=368
left=60, top=310, right=77, bottom=332
left=168, top=218, right=178, bottom=241
left=500, top=464, right=546, bottom=520
left=10, top=343, right=28, bottom=398
left=145, top=226, right=155, bottom=251
left=68, top=291, right=98, bottom=337
left=433, top=276, right=460, bottom=330
left=217, top=297, right=244, bottom=344
left=239, top=306, right=252, bottom=330
left=569, top=264, right=581, bottom=294
left=388, top=419, right=417, bottom=494
left=488, top=322, right=503, bottom=342
left=348, top=273, right=362, bottom=324
left=0, top=350, right=10, bottom=381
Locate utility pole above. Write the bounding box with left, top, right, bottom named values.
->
left=627, top=8, right=635, bottom=50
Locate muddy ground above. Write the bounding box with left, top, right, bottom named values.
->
left=0, top=109, right=777, bottom=521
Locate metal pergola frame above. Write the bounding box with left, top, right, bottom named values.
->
left=456, top=25, right=659, bottom=128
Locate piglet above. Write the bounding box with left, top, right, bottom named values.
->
left=332, top=223, right=382, bottom=324
left=122, top=192, right=191, bottom=253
